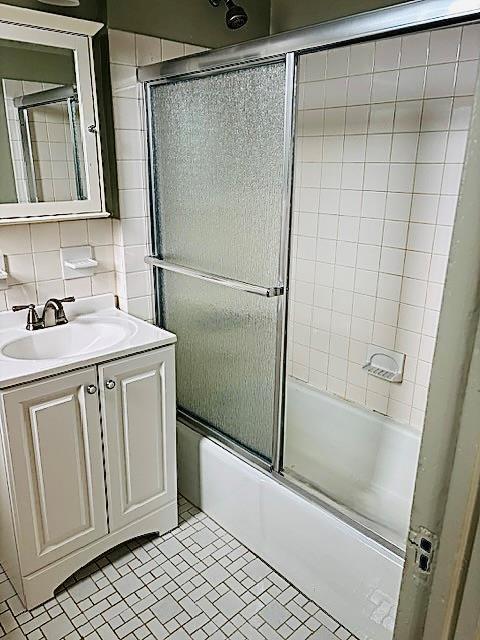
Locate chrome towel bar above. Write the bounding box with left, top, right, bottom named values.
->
left=145, top=256, right=284, bottom=298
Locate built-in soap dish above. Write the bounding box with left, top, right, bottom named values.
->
left=61, top=246, right=98, bottom=279
left=363, top=345, right=405, bottom=383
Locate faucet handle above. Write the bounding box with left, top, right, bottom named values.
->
left=12, top=303, right=42, bottom=331
left=12, top=303, right=35, bottom=312
left=60, top=297, right=75, bottom=303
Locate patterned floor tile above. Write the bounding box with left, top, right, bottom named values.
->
left=0, top=497, right=359, bottom=640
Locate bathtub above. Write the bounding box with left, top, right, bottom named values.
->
left=285, top=378, right=421, bottom=549
left=177, top=381, right=421, bottom=640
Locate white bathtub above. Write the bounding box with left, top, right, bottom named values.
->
left=177, top=395, right=420, bottom=640
left=284, top=379, right=421, bottom=549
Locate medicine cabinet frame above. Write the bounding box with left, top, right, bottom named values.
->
left=0, top=4, right=109, bottom=224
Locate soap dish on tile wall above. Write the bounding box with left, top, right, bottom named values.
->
left=363, top=345, right=405, bottom=383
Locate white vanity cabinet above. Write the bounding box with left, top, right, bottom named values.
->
left=99, top=349, right=176, bottom=532
left=0, top=345, right=177, bottom=609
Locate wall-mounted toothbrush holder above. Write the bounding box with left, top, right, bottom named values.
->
left=363, top=345, right=405, bottom=383
left=61, top=246, right=98, bottom=280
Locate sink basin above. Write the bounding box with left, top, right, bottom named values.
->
left=1, top=318, right=133, bottom=361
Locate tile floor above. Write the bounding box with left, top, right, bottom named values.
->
left=0, top=497, right=358, bottom=640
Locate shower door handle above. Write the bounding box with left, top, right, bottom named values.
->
left=145, top=256, right=284, bottom=298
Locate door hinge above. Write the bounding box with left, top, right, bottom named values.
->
left=408, top=526, right=438, bottom=578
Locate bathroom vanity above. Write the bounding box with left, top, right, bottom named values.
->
left=0, top=295, right=177, bottom=608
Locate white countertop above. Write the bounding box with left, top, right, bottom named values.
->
left=0, top=294, right=176, bottom=389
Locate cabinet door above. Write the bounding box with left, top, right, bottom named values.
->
left=99, top=347, right=177, bottom=532
left=0, top=368, right=108, bottom=574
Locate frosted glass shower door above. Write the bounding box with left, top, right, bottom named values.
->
left=148, top=61, right=290, bottom=462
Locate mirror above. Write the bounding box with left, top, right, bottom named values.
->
left=0, top=40, right=86, bottom=205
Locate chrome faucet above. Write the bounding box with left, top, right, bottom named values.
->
left=13, top=297, right=75, bottom=331
left=42, top=297, right=75, bottom=328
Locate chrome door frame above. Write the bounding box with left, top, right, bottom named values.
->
left=144, top=54, right=294, bottom=471
left=141, top=0, right=480, bottom=555
left=138, top=0, right=480, bottom=83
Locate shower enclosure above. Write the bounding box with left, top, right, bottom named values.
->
left=139, top=3, right=480, bottom=634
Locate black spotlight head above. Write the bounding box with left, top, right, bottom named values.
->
left=225, top=0, right=248, bottom=29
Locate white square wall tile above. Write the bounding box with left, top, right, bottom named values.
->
left=377, top=273, right=402, bottom=301
left=30, top=222, right=60, bottom=252
left=115, top=130, right=145, bottom=161
left=407, top=223, right=435, bottom=252
left=428, top=27, right=461, bottom=64
left=417, top=131, right=448, bottom=163
left=369, top=102, right=395, bottom=133
left=359, top=218, right=383, bottom=245
left=433, top=225, right=453, bottom=255
left=394, top=100, right=423, bottom=132
left=375, top=297, right=399, bottom=325
left=455, top=60, right=479, bottom=96
left=87, top=219, right=113, bottom=246
left=413, top=164, right=444, bottom=194
left=385, top=192, right=412, bottom=221
left=460, top=24, right=480, bottom=60
left=380, top=247, right=405, bottom=275
left=347, top=75, right=372, bottom=106
left=117, top=160, right=146, bottom=190
left=363, top=164, right=389, bottom=191
left=410, top=194, right=439, bottom=224
left=400, top=32, right=430, bottom=68
left=345, top=105, right=369, bottom=133
left=113, top=97, right=143, bottom=130
left=371, top=71, right=398, bottom=103
left=397, top=67, right=425, bottom=101
left=446, top=130, right=468, bottom=163
left=366, top=134, right=392, bottom=162
left=424, top=63, right=456, bottom=98
left=421, top=98, right=453, bottom=131
left=403, top=251, right=431, bottom=280
left=110, top=63, right=139, bottom=99
left=349, top=42, right=375, bottom=75
left=161, top=39, right=186, bottom=60
left=391, top=132, right=419, bottom=162
left=135, top=34, right=162, bottom=66
left=304, top=50, right=327, bottom=81
left=109, top=30, right=136, bottom=65
left=383, top=220, right=408, bottom=249
left=6, top=254, right=34, bottom=285
left=303, top=82, right=325, bottom=111
left=401, top=277, right=428, bottom=306
left=33, top=250, right=62, bottom=282
left=0, top=225, right=31, bottom=254
left=374, top=37, right=401, bottom=71
left=441, top=163, right=463, bottom=195
left=324, top=77, right=348, bottom=107
left=59, top=220, right=88, bottom=247
left=326, top=47, right=349, bottom=79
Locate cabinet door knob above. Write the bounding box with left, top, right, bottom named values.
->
left=105, top=379, right=116, bottom=390
left=86, top=384, right=97, bottom=395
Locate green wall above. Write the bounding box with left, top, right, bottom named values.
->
left=106, top=0, right=271, bottom=48
left=0, top=0, right=106, bottom=23
left=270, top=0, right=410, bottom=34
left=0, top=83, right=16, bottom=203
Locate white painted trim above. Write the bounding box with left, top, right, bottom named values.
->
left=0, top=21, right=105, bottom=221
left=0, top=3, right=102, bottom=36
left=394, top=46, right=480, bottom=640
left=0, top=211, right=110, bottom=225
